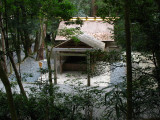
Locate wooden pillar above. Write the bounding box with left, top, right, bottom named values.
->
left=87, top=53, right=91, bottom=86
left=54, top=51, right=57, bottom=84
left=60, top=55, right=62, bottom=74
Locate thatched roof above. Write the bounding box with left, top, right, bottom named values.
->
left=54, top=33, right=105, bottom=52
left=55, top=20, right=114, bottom=41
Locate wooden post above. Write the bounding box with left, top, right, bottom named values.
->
left=87, top=53, right=91, bottom=86
left=54, top=51, right=57, bottom=84
left=60, top=55, right=62, bottom=74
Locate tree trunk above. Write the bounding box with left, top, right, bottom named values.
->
left=15, top=8, right=21, bottom=63
left=47, top=49, right=52, bottom=85
left=36, top=43, right=44, bottom=60
left=8, top=53, right=28, bottom=99
left=4, top=0, right=9, bottom=51
left=24, top=32, right=32, bottom=55
left=44, top=33, right=52, bottom=85
left=36, top=21, right=46, bottom=61
left=20, top=4, right=32, bottom=58
left=45, top=46, right=53, bottom=95
left=155, top=50, right=160, bottom=95
left=34, top=31, right=40, bottom=53
left=42, top=22, right=54, bottom=95
left=15, top=32, right=21, bottom=63
left=0, top=61, right=18, bottom=120
left=16, top=46, right=21, bottom=63
left=154, top=0, right=160, bottom=95
left=0, top=8, right=8, bottom=73
left=0, top=30, right=8, bottom=73
left=20, top=32, right=28, bottom=58
left=46, top=22, right=60, bottom=87
left=10, top=30, right=21, bottom=63
left=91, top=0, right=97, bottom=16
left=124, top=0, right=133, bottom=119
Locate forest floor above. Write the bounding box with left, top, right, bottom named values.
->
left=0, top=55, right=126, bottom=92
left=0, top=56, right=126, bottom=118
left=1, top=52, right=153, bottom=92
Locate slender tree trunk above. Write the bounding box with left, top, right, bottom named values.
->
left=47, top=51, right=53, bottom=96
left=24, top=32, right=32, bottom=55
left=16, top=32, right=21, bottom=63
left=20, top=31, right=32, bottom=58
left=91, top=0, right=97, bottom=16
left=45, top=45, right=55, bottom=95
left=34, top=31, right=40, bottom=53
left=44, top=33, right=52, bottom=85
left=155, top=50, right=160, bottom=95
left=0, top=61, right=18, bottom=120
left=0, top=30, right=8, bottom=73
left=4, top=0, right=9, bottom=51
left=42, top=22, right=54, bottom=95
left=20, top=4, right=32, bottom=58
left=46, top=22, right=60, bottom=86
left=47, top=49, right=52, bottom=85
left=124, top=0, right=132, bottom=119
left=10, top=30, right=21, bottom=63
left=0, top=8, right=8, bottom=73
left=44, top=21, right=60, bottom=94
left=36, top=43, right=44, bottom=60
left=16, top=8, right=21, bottom=63
left=46, top=47, right=53, bottom=95
left=8, top=53, right=28, bottom=99
left=21, top=31, right=32, bottom=58
left=36, top=21, right=46, bottom=60
left=154, top=0, right=160, bottom=95
left=20, top=32, right=28, bottom=58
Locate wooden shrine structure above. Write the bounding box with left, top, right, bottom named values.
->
left=53, top=34, right=105, bottom=86
left=53, top=17, right=118, bottom=86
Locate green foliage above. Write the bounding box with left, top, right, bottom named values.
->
left=64, top=18, right=83, bottom=27
left=71, top=36, right=80, bottom=44
left=103, top=74, right=160, bottom=120
left=130, top=0, right=160, bottom=53
left=0, top=78, right=106, bottom=120
left=97, top=0, right=160, bottom=53
left=96, top=0, right=124, bottom=18
left=59, top=27, right=83, bottom=39
left=75, top=18, right=83, bottom=26
left=88, top=49, right=122, bottom=63
left=40, top=0, right=76, bottom=20
left=83, top=50, right=123, bottom=77
left=70, top=0, right=91, bottom=16
left=0, top=0, right=76, bottom=58
left=102, top=82, right=127, bottom=120
left=0, top=90, right=10, bottom=120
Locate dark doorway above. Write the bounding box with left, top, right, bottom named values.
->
left=63, top=56, right=87, bottom=71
